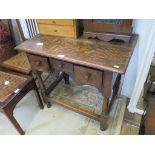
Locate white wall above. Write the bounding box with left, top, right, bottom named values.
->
left=121, top=19, right=154, bottom=98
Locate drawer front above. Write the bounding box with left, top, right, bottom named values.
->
left=37, top=19, right=74, bottom=26
left=27, top=54, right=50, bottom=72
left=50, top=59, right=73, bottom=74
left=74, top=65, right=102, bottom=88
left=38, top=24, right=75, bottom=37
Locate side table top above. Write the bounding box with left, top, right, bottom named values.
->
left=15, top=34, right=138, bottom=74
left=0, top=71, right=27, bottom=104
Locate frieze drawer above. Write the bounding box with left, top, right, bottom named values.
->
left=27, top=54, right=50, bottom=72
left=50, top=59, right=73, bottom=74
left=74, top=65, right=103, bottom=89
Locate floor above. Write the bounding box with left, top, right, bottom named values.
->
left=0, top=77, right=129, bottom=135
left=120, top=107, right=142, bottom=135
left=120, top=90, right=144, bottom=135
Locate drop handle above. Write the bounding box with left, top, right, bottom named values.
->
left=35, top=61, right=42, bottom=66
left=54, top=29, right=58, bottom=32
left=85, top=73, right=91, bottom=80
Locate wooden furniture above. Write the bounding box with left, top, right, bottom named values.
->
left=0, top=19, right=38, bottom=75
left=15, top=34, right=138, bottom=131
left=144, top=101, right=155, bottom=134
left=0, top=52, right=31, bottom=74
left=37, top=19, right=79, bottom=38
left=0, top=69, right=44, bottom=135
left=0, top=19, right=16, bottom=62
left=139, top=100, right=155, bottom=135
left=25, top=19, right=38, bottom=39
left=83, top=19, right=133, bottom=42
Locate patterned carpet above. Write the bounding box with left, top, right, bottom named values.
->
left=0, top=76, right=126, bottom=135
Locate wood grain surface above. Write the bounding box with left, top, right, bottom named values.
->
left=15, top=34, right=138, bottom=74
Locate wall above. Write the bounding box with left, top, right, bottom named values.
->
left=121, top=19, right=154, bottom=98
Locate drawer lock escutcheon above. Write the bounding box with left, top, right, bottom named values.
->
left=85, top=73, right=91, bottom=80
left=35, top=61, right=42, bottom=66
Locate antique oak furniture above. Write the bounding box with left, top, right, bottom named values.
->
left=0, top=19, right=38, bottom=75
left=83, top=19, right=133, bottom=42
left=15, top=34, right=137, bottom=130
left=37, top=19, right=79, bottom=38
left=0, top=19, right=16, bottom=62
left=0, top=69, right=44, bottom=135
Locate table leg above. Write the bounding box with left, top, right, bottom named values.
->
left=34, top=71, right=52, bottom=108
left=100, top=71, right=113, bottom=131
left=63, top=73, right=70, bottom=84
left=32, top=79, right=44, bottom=109
left=3, top=109, right=25, bottom=135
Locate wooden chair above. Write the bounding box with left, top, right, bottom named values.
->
left=0, top=69, right=44, bottom=135
left=0, top=19, right=16, bottom=62
left=0, top=19, right=38, bottom=75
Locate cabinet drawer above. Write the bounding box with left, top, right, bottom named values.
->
left=38, top=24, right=75, bottom=37
left=74, top=65, right=102, bottom=88
left=37, top=19, right=74, bottom=26
left=27, top=54, right=50, bottom=72
left=50, top=59, right=73, bottom=74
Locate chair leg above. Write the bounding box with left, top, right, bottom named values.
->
left=3, top=109, right=25, bottom=135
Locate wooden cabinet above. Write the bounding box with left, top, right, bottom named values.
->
left=83, top=19, right=133, bottom=42
left=37, top=19, right=78, bottom=38
left=37, top=19, right=74, bottom=26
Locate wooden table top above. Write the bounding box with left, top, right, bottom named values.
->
left=1, top=52, right=31, bottom=74
left=15, top=34, right=138, bottom=74
left=0, top=71, right=27, bottom=103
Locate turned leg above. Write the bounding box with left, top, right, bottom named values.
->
left=100, top=71, right=113, bottom=131
left=3, top=109, right=25, bottom=135
left=63, top=72, right=69, bottom=84
left=34, top=71, right=52, bottom=108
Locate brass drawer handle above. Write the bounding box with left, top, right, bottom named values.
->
left=85, top=73, right=91, bottom=80
left=52, top=20, right=56, bottom=24
left=54, top=29, right=58, bottom=32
